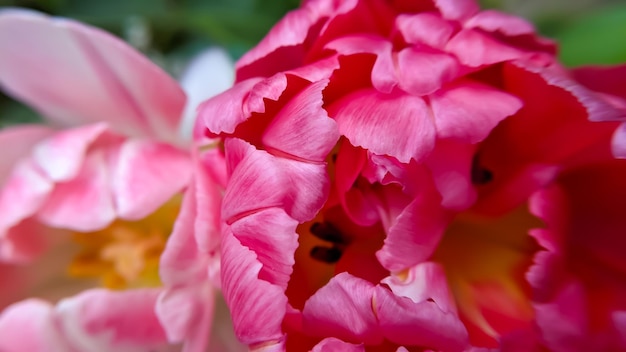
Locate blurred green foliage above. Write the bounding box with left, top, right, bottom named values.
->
left=1, top=0, right=625, bottom=127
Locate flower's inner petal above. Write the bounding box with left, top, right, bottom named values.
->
left=67, top=196, right=181, bottom=289
left=433, top=205, right=541, bottom=347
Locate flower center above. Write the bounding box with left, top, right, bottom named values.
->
left=67, top=196, right=181, bottom=289
left=432, top=205, right=542, bottom=345
left=286, top=205, right=387, bottom=310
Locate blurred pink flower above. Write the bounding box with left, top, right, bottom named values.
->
left=198, top=0, right=626, bottom=350
left=0, top=9, right=235, bottom=352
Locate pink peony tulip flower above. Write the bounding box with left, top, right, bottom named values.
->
left=197, top=0, right=626, bottom=350
left=0, top=9, right=236, bottom=352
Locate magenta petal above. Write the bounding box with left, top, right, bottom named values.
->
left=381, top=262, right=457, bottom=314
left=0, top=125, right=53, bottom=186
left=230, top=208, right=298, bottom=289
left=0, top=299, right=69, bottom=352
left=377, top=184, right=449, bottom=272
left=37, top=149, right=115, bottom=231
left=425, top=140, right=477, bottom=210
left=533, top=281, right=588, bottom=351
left=430, top=81, right=522, bottom=143
left=447, top=29, right=526, bottom=67
left=112, top=140, right=191, bottom=220
left=465, top=10, right=536, bottom=36
left=0, top=10, right=185, bottom=142
left=223, top=138, right=328, bottom=223
left=200, top=78, right=262, bottom=135
left=395, top=13, right=454, bottom=48
left=374, top=286, right=469, bottom=351
left=325, top=35, right=396, bottom=93
left=263, top=80, right=339, bottom=162
left=330, top=88, right=436, bottom=163
left=302, top=272, right=383, bottom=344
left=433, top=0, right=479, bottom=21
left=311, top=337, right=365, bottom=352
left=221, top=228, right=287, bottom=345
left=397, top=47, right=460, bottom=96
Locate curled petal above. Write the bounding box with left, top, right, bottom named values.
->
left=374, top=286, right=469, bottom=351
left=221, top=229, right=287, bottom=345
left=329, top=88, right=436, bottom=163
left=230, top=208, right=299, bottom=289
left=430, top=81, right=523, bottom=143
left=223, top=138, right=328, bottom=223
left=302, top=273, right=383, bottom=345
left=263, top=80, right=340, bottom=162
left=377, top=183, right=450, bottom=272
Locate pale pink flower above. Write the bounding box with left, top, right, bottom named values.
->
left=0, top=9, right=235, bottom=351
left=197, top=0, right=626, bottom=350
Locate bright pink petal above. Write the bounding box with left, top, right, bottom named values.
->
left=262, top=80, right=340, bottom=162
left=395, top=13, right=454, bottom=48
left=446, top=29, right=527, bottom=67
left=0, top=10, right=185, bottom=142
left=221, top=228, right=287, bottom=345
left=230, top=208, right=299, bottom=289
left=235, top=0, right=341, bottom=80
left=0, top=125, right=54, bottom=186
left=430, top=81, right=522, bottom=143
left=329, top=88, right=436, bottom=163
left=374, top=285, right=469, bottom=351
left=37, top=148, right=115, bottom=231
left=55, top=288, right=169, bottom=351
left=613, top=124, right=626, bottom=159
left=433, top=0, right=479, bottom=21
left=325, top=35, right=396, bottom=93
left=0, top=299, right=70, bottom=352
left=112, top=140, right=192, bottom=220
left=311, top=337, right=365, bottom=351
left=377, top=181, right=450, bottom=272
left=397, top=47, right=460, bottom=96
left=200, top=78, right=263, bottom=135
left=465, top=10, right=536, bottom=36
left=302, top=272, right=384, bottom=344
left=425, top=140, right=477, bottom=210
left=222, top=138, right=328, bottom=223
left=335, top=142, right=380, bottom=226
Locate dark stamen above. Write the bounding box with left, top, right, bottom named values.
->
left=471, top=154, right=493, bottom=185
left=310, top=246, right=342, bottom=263
left=310, top=222, right=345, bottom=244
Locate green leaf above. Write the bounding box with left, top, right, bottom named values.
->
left=552, top=4, right=626, bottom=67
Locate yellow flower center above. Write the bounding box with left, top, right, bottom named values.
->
left=433, top=205, right=542, bottom=344
left=67, top=196, right=181, bottom=290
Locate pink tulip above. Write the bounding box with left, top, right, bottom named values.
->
left=198, top=0, right=626, bottom=350
left=0, top=9, right=235, bottom=351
